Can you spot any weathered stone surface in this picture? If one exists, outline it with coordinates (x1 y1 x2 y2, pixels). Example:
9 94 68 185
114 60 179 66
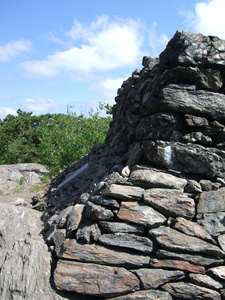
189 273 223 290
149 226 225 257
149 258 205 274
156 249 224 267
99 221 145 234
197 188 225 213
185 114 209 127
218 234 225 252
184 179 202 193
207 266 225 280
132 268 185 289
89 195 120 209
76 220 101 243
173 217 215 243
0 204 62 300
160 30 225 69
182 131 212 146
135 113 183 141
99 233 153 253
108 289 172 300
197 212 225 236
52 206 73 228
59 239 149 267
117 201 166 227
54 260 140 297
103 184 144 201
159 85 225 122
85 201 114 221
129 168 187 190
162 282 221 300
143 140 225 178
66 203 85 235
144 188 195 218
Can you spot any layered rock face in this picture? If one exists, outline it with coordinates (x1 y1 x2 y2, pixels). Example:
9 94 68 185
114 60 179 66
46 31 225 299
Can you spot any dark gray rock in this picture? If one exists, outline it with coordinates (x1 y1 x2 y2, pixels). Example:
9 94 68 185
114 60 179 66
129 168 187 190
103 184 144 201
160 30 225 69
156 249 224 267
197 188 225 213
197 212 225 237
132 268 184 289
149 226 225 257
189 273 223 290
54 260 140 297
159 86 225 122
99 233 153 253
117 201 166 227
108 289 172 300
144 188 195 218
143 140 225 178
85 201 114 221
59 239 149 267
162 282 221 300
99 221 145 234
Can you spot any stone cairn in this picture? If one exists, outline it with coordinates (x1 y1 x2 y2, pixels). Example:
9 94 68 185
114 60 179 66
44 31 225 299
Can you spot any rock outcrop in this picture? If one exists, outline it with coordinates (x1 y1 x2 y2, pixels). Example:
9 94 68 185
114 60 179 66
39 31 225 299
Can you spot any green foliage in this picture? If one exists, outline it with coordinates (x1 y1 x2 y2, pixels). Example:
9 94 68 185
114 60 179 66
0 104 112 174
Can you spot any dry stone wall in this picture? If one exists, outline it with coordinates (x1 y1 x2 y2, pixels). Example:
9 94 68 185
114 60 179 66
45 31 225 299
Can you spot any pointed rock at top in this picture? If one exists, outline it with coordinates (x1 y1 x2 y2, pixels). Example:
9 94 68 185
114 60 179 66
160 30 225 69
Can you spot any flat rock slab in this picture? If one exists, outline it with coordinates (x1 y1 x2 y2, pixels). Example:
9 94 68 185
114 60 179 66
132 268 184 289
117 201 166 227
129 169 187 190
108 289 172 299
160 30 225 69
54 260 140 297
85 202 114 221
156 249 224 267
173 217 215 243
59 239 149 267
159 86 225 122
99 221 145 234
162 282 221 300
189 273 223 290
143 140 225 178
149 226 225 257
207 266 225 280
197 212 225 236
149 259 204 274
99 233 153 253
103 184 144 201
197 188 225 213
144 188 195 218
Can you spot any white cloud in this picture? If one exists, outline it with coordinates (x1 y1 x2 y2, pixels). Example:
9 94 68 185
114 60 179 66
148 22 169 57
0 39 32 62
22 97 59 112
182 0 225 39
91 76 126 98
0 107 17 120
19 16 144 79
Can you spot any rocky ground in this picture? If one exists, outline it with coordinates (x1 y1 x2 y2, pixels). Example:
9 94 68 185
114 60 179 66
0 164 87 300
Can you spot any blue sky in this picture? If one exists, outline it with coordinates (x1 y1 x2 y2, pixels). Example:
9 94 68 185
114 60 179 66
0 0 225 119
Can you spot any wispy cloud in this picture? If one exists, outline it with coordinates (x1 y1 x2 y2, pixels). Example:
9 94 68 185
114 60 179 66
148 22 169 57
19 16 144 79
0 107 17 120
91 76 126 98
0 39 32 62
21 97 59 112
181 0 225 39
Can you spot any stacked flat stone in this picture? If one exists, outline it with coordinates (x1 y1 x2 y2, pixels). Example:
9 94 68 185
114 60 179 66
45 31 225 299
